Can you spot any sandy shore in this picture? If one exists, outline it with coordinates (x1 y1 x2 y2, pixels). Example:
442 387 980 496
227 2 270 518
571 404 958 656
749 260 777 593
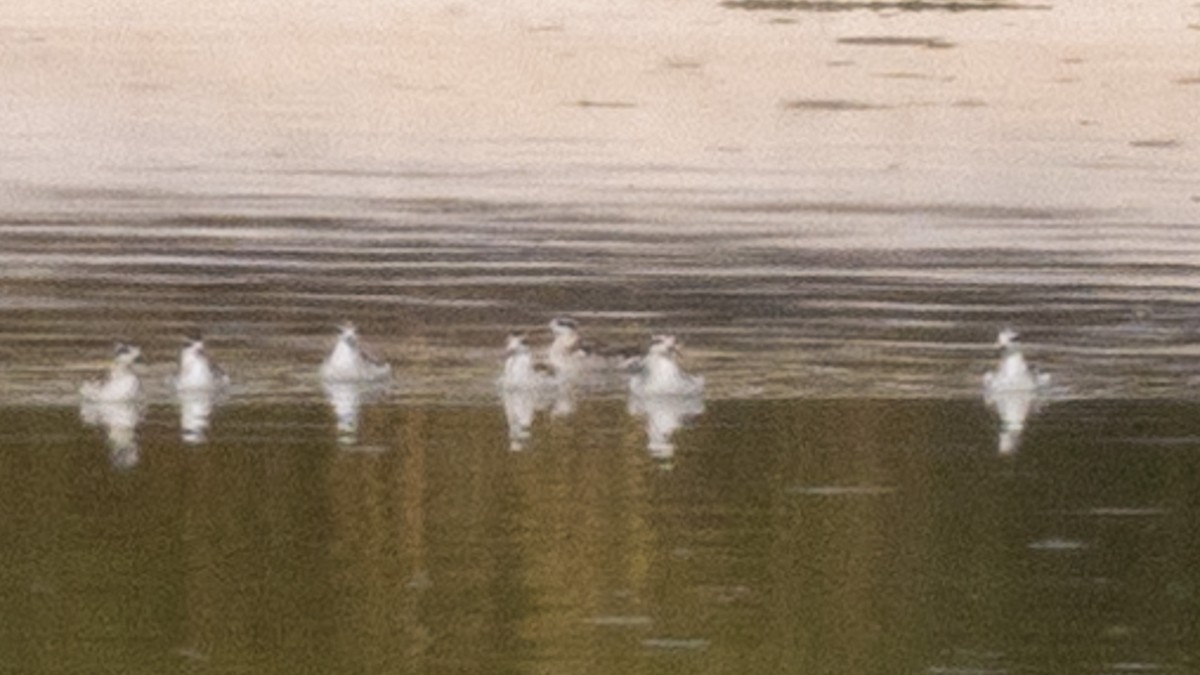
2 0 1197 220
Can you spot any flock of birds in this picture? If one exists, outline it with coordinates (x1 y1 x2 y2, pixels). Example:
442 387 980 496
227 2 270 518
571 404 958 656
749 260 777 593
75 316 1048 466
75 317 712 464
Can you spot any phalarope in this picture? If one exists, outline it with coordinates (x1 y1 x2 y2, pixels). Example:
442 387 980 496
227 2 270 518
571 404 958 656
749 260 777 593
498 332 560 449
320 322 392 383
80 342 143 403
547 316 639 381
500 333 554 390
983 328 1049 394
547 317 591 378
174 335 230 393
629 334 705 397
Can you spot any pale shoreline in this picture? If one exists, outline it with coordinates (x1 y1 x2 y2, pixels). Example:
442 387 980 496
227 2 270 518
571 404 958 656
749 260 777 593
3 0 1198 220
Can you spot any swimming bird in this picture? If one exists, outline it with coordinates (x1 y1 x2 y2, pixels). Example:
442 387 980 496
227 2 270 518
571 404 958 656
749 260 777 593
629 335 705 397
80 343 143 403
499 332 569 448
546 316 640 381
500 333 554 391
547 317 593 379
320 322 391 383
982 328 1049 394
174 335 230 393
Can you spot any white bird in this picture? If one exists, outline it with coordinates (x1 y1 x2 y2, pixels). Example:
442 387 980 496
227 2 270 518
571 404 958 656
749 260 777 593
982 328 1049 394
320 322 391 383
500 333 554 390
497 333 560 449
629 335 705 397
80 343 143 403
547 317 593 379
546 316 639 383
174 336 230 393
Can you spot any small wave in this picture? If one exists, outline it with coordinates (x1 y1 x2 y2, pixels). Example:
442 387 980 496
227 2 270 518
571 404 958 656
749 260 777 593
584 615 653 627
642 638 709 651
1027 538 1087 551
788 485 896 496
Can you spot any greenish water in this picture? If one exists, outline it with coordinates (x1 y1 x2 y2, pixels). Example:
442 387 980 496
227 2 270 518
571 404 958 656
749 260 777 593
1 397 1196 673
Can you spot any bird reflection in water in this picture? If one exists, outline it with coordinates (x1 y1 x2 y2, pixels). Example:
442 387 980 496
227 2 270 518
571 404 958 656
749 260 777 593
501 386 543 451
178 390 221 445
628 392 705 466
81 400 144 470
985 388 1040 455
323 381 388 449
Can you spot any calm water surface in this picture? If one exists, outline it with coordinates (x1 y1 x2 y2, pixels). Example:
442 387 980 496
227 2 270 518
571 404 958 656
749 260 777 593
1 398 1199 673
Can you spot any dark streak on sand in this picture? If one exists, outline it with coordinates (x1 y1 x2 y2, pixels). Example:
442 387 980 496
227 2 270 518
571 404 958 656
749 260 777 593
723 0 1047 12
574 100 638 109
874 71 937 80
1129 139 1182 150
838 35 957 49
707 199 1085 220
782 99 888 111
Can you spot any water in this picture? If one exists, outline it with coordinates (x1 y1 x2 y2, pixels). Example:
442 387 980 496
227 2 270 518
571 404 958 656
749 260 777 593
2 398 1199 673
4 0 1200 671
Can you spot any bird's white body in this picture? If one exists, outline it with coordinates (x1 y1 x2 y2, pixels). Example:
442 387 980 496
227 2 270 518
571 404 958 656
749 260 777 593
546 317 630 383
175 341 229 393
630 336 705 397
501 335 553 391
983 329 1049 394
80 346 143 403
321 325 391 383
547 320 590 379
